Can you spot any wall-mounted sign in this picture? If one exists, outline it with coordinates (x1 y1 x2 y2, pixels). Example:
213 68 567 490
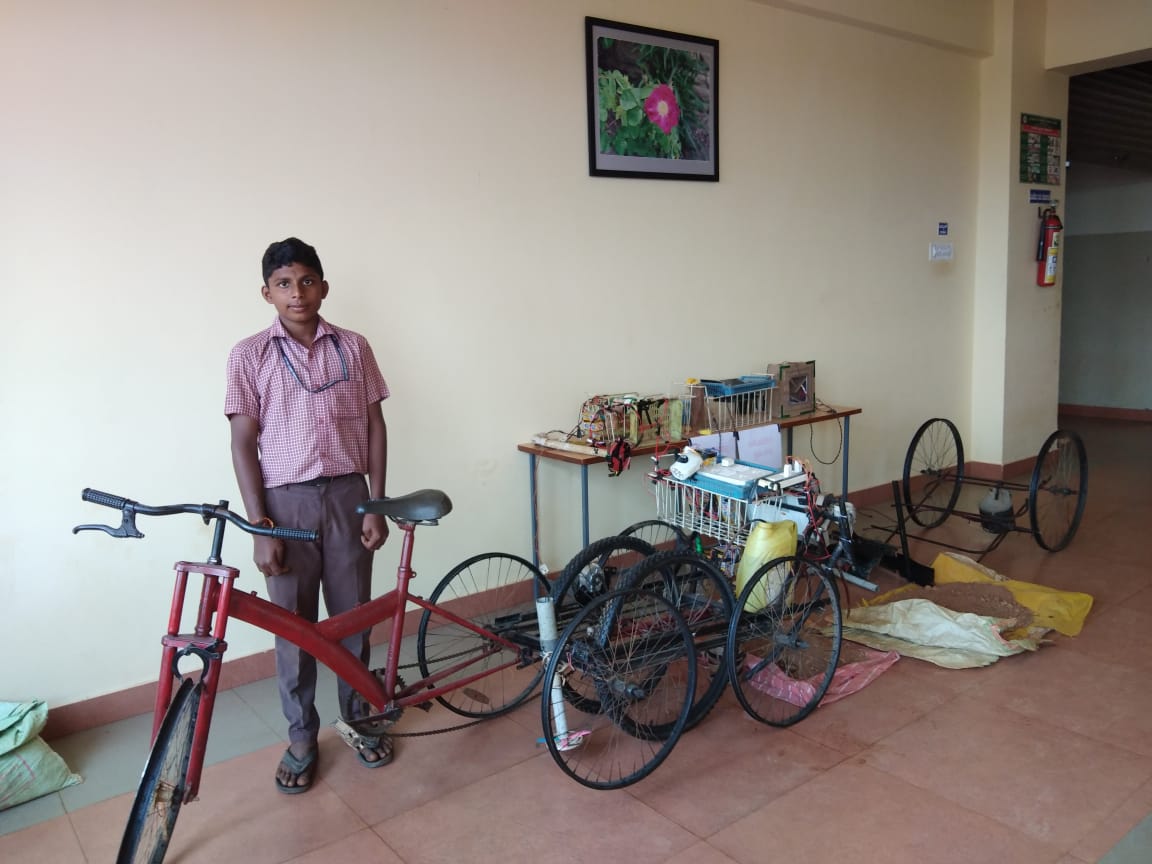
1029 189 1052 204
1020 114 1062 185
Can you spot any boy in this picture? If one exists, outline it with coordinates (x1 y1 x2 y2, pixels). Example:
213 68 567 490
224 237 391 794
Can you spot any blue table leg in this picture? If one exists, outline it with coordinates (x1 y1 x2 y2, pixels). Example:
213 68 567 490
580 464 590 549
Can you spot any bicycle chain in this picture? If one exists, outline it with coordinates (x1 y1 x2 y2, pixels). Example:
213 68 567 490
364 655 516 738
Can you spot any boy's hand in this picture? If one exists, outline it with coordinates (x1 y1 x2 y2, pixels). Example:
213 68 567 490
361 513 389 551
254 535 289 577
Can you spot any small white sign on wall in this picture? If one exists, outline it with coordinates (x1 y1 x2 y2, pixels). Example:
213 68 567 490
930 242 954 261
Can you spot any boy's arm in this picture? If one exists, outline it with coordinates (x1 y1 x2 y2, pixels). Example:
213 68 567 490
361 402 389 550
229 414 288 576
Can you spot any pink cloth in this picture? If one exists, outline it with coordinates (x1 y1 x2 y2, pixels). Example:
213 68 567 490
745 645 900 707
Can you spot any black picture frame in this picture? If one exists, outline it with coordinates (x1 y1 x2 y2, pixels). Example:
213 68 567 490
585 17 719 181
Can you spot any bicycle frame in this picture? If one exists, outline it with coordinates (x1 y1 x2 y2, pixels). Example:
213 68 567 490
154 520 528 801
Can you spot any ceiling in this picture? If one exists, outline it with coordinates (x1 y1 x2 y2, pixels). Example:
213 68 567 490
1067 60 1152 177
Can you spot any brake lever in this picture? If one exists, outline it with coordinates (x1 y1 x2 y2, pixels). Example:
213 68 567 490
72 508 145 538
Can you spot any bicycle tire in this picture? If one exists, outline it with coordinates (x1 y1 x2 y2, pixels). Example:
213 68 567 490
619 519 692 553
416 552 551 718
541 586 694 790
117 677 200 864
727 555 842 727
551 535 658 713
902 417 964 529
1029 429 1088 552
552 535 657 620
620 550 735 732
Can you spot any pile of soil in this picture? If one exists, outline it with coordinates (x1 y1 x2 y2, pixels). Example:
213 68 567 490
878 582 1034 631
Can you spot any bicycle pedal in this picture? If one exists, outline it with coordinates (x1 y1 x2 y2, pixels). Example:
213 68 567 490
333 718 364 749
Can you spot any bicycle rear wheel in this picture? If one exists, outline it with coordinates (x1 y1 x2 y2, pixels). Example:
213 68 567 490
117 677 199 864
620 550 735 732
417 552 551 718
541 586 694 790
727 555 841 727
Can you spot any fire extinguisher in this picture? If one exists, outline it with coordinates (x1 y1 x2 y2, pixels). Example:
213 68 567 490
1035 207 1063 287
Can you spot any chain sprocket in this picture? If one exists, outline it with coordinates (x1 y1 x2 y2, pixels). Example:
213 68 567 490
343 669 405 736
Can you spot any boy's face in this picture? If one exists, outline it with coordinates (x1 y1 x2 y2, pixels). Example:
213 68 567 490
262 263 329 326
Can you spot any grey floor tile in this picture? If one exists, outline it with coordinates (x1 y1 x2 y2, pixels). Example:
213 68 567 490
1101 813 1152 864
0 791 65 836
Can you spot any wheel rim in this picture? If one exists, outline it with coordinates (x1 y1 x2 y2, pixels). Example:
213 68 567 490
620 519 689 552
541 587 695 790
118 678 198 864
621 551 734 731
1029 430 1088 552
727 556 842 727
903 418 964 529
417 553 550 718
552 536 659 714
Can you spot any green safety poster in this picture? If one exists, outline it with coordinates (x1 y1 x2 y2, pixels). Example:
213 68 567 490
1020 114 1062 185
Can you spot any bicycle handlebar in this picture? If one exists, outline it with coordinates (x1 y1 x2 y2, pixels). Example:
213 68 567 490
74 488 319 543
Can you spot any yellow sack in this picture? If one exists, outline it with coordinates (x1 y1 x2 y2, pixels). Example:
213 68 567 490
929 552 1093 636
736 520 798 611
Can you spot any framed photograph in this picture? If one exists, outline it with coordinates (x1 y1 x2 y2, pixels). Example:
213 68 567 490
585 17 718 181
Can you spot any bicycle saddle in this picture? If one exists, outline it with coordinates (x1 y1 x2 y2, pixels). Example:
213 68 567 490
357 489 453 523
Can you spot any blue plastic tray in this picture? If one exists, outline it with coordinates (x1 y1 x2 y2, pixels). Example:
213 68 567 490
701 375 776 397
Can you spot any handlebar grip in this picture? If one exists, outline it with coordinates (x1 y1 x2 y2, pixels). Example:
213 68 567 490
273 527 319 542
82 488 131 510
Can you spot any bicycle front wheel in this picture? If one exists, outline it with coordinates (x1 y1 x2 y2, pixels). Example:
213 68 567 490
541 586 695 790
727 555 841 727
417 552 551 718
117 677 200 864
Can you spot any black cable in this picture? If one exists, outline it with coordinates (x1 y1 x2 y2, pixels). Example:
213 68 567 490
808 400 843 466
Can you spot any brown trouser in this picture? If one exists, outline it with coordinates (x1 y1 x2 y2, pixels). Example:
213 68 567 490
264 473 373 747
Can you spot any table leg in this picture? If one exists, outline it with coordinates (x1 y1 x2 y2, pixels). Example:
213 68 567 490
842 416 851 498
580 464 590 549
528 453 539 567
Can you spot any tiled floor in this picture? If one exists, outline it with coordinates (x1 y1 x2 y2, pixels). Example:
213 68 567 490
3 415 1151 863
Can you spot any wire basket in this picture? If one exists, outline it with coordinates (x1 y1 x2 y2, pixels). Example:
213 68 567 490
687 377 775 434
655 475 754 547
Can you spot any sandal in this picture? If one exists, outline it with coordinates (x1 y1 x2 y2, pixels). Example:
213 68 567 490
274 746 317 794
355 734 394 769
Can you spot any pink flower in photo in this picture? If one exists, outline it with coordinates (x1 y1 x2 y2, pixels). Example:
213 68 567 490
644 84 680 134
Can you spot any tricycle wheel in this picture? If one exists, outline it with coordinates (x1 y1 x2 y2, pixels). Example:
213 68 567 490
1029 429 1088 552
902 418 964 528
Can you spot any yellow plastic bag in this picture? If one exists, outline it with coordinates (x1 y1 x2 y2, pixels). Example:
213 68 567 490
930 552 1093 637
736 520 798 611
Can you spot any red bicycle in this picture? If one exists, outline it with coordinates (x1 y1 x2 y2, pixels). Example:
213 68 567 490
75 486 697 863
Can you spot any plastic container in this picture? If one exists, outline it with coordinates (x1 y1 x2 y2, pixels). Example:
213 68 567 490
735 520 798 611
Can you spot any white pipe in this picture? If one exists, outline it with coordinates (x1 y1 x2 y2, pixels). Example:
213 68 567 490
535 597 573 745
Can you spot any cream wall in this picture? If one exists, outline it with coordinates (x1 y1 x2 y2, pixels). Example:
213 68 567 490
0 0 1022 709
1046 0 1152 71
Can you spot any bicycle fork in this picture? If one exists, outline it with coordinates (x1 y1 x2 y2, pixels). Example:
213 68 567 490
152 561 238 802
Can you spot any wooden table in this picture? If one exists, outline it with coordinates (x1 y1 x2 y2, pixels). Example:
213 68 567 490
518 404 861 567
516 440 683 566
775 404 862 497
